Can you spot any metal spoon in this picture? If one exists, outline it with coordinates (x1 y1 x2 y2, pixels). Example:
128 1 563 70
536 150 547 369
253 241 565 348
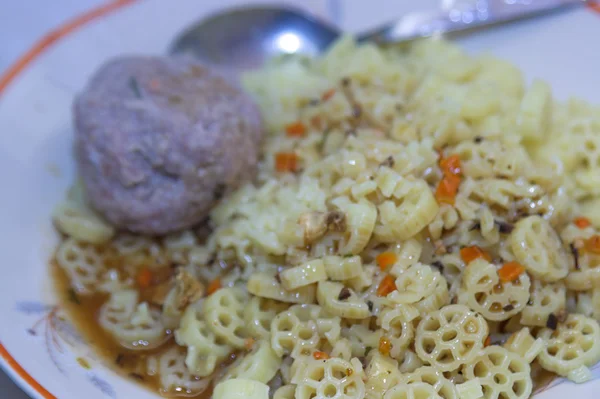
170 0 586 70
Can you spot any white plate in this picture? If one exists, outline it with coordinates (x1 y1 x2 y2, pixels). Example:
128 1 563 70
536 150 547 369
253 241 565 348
0 0 599 398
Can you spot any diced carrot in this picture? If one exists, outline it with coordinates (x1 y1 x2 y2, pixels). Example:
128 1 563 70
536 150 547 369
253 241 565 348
435 174 461 205
285 121 307 137
321 88 336 102
584 235 600 255
377 274 397 297
313 351 330 360
275 152 298 172
376 252 397 271
136 268 153 289
574 217 591 229
484 336 491 347
460 246 492 264
498 261 526 283
244 337 255 350
207 278 222 295
440 154 462 177
379 336 392 356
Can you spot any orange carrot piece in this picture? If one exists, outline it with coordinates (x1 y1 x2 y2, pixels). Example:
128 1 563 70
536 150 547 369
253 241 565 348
584 235 600 255
440 154 462 176
285 121 307 137
321 88 336 102
377 275 397 297
313 351 330 360
379 336 392 356
460 246 492 264
376 252 398 271
207 278 222 295
574 217 591 229
275 152 298 172
136 268 153 289
435 174 461 205
498 261 526 283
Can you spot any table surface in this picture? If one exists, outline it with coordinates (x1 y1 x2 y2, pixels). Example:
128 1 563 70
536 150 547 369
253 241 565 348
0 0 442 397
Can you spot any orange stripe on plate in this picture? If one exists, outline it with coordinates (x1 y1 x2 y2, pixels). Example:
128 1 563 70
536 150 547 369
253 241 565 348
0 343 56 399
0 2 138 397
0 0 138 95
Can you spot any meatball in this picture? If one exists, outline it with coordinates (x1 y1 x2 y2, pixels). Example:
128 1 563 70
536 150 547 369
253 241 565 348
74 56 264 235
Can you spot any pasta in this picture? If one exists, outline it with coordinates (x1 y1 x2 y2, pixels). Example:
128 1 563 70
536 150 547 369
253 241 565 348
51 35 600 398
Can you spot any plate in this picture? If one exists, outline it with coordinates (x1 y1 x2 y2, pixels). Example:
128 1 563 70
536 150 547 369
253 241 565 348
0 1 599 398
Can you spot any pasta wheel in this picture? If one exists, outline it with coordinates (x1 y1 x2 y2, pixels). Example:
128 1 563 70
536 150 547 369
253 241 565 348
281 259 327 290
389 263 442 304
415 304 488 371
151 346 211 397
463 346 532 399
203 287 249 348
271 304 340 357
213 379 269 399
378 304 419 359
503 327 544 363
243 297 289 339
332 198 377 255
402 366 458 399
384 382 442 399
509 216 569 282
98 290 167 350
520 281 566 327
52 199 115 244
247 272 317 304
274 385 296 399
537 314 600 378
174 301 230 377
390 180 439 241
413 275 450 316
365 352 402 398
224 340 281 383
323 255 363 280
317 281 370 319
294 358 365 399
55 238 105 294
458 259 530 321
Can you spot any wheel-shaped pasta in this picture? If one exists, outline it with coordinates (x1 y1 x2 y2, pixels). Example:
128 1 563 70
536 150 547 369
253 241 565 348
332 198 377 255
203 287 249 348
224 340 281 383
415 305 488 371
281 259 327 290
503 327 544 363
389 180 439 241
151 346 211 397
509 216 569 282
98 290 167 350
323 255 363 281
365 352 402 399
383 382 442 399
294 358 365 399
520 281 565 327
402 366 458 399
213 379 270 399
55 238 105 294
537 314 600 378
463 346 532 399
377 304 419 360
458 259 530 321
174 301 231 377
248 272 317 304
389 263 442 304
317 281 370 319
413 275 450 316
243 297 289 339
271 304 340 357
52 199 115 244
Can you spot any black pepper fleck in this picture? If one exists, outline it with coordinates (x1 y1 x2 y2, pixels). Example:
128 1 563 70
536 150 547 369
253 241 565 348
503 304 514 311
546 313 558 330
338 287 352 301
570 243 580 270
495 220 514 234
474 136 484 143
367 300 374 312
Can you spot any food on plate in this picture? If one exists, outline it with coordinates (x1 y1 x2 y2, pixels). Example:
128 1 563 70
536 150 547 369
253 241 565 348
73 56 264 235
52 36 600 398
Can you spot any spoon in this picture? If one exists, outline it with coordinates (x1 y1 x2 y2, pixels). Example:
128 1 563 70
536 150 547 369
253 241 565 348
170 0 586 70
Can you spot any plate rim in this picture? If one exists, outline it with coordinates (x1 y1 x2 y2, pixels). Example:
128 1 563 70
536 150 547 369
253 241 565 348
0 2 140 397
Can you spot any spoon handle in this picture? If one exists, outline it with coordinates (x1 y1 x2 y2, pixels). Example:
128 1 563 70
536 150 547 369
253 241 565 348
360 0 587 44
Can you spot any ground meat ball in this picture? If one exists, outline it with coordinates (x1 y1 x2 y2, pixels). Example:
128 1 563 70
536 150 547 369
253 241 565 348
74 56 264 235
